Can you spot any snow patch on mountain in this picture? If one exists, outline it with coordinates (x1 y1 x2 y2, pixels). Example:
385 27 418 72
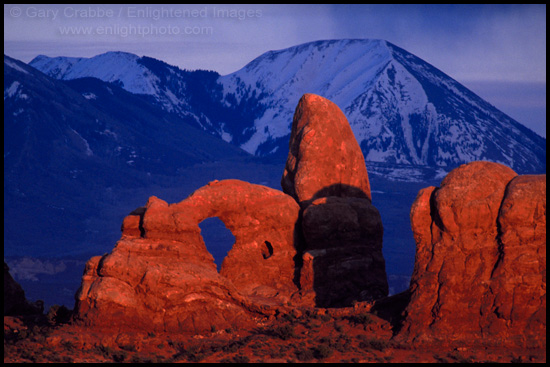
4 81 21 99
82 92 97 100
219 123 233 143
4 81 29 101
70 128 94 157
30 52 160 95
29 54 82 79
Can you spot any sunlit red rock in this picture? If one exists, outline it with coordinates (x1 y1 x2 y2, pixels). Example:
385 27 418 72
400 161 546 347
486 174 546 346
281 93 372 204
75 94 389 330
74 179 300 333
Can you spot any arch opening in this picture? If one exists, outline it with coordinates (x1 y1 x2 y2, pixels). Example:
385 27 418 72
198 217 235 271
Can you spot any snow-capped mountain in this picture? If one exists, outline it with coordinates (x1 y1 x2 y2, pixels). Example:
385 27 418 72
30 39 546 175
218 39 546 173
5 54 248 177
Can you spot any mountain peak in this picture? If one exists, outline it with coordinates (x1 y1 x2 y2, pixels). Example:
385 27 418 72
218 39 545 173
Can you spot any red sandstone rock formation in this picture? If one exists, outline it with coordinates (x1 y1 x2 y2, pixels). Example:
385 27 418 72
281 93 372 204
282 94 387 307
75 180 300 333
400 161 546 347
487 174 546 346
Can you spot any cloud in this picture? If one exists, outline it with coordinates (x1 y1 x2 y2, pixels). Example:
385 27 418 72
6 258 67 281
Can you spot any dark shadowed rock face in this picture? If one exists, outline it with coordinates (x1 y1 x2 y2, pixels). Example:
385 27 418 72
4 262 43 316
75 179 300 333
299 195 387 307
282 94 387 307
400 161 546 347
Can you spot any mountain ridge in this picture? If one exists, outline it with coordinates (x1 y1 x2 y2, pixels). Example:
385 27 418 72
28 39 546 175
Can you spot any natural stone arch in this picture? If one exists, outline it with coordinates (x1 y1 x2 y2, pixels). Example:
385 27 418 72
173 179 301 298
76 179 301 333
74 94 389 333
140 179 301 298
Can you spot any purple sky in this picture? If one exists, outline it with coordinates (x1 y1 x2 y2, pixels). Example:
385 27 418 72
4 4 546 137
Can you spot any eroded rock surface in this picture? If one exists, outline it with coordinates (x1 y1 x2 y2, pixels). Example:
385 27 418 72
75 180 300 333
400 161 546 347
281 93 372 204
